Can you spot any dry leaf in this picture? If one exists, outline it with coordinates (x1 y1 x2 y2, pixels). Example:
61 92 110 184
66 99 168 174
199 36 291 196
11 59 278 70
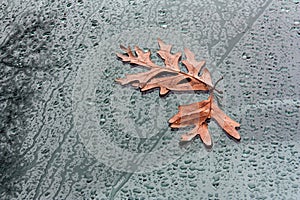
116 39 241 147
116 38 213 95
169 94 240 147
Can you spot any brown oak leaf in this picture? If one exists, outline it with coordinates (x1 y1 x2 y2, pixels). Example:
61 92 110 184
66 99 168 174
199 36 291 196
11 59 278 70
116 39 241 147
116 38 213 95
169 93 240 147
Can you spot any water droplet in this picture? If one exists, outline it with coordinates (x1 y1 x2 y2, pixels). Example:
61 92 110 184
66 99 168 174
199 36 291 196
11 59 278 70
161 181 169 187
242 150 250 158
184 159 192 165
280 7 290 13
100 114 106 125
212 175 220 182
132 188 141 194
248 183 256 189
158 21 168 28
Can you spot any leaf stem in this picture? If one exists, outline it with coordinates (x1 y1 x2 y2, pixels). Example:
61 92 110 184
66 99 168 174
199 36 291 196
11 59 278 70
211 76 224 94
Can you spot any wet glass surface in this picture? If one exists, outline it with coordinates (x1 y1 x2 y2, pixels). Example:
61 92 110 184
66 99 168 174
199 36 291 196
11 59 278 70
0 0 299 199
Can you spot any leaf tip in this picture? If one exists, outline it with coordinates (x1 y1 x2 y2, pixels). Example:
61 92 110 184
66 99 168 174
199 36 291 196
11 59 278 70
115 78 122 84
183 47 193 57
181 134 194 142
159 87 169 96
157 38 164 47
203 139 212 147
116 53 123 59
120 45 127 51
226 127 241 141
233 131 241 141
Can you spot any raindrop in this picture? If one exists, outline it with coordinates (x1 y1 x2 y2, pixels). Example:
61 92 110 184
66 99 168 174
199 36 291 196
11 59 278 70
160 23 168 28
242 150 250 158
86 98 94 106
184 159 192 165
248 183 256 189
100 114 106 125
130 96 136 105
280 7 290 13
161 181 169 187
132 188 141 194
212 175 220 182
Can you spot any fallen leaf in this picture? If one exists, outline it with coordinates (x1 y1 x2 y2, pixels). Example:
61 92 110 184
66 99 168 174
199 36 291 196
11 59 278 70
169 94 240 147
116 38 213 95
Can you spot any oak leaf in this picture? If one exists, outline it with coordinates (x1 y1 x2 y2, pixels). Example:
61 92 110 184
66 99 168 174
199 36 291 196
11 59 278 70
116 38 213 95
116 39 241 147
169 93 240 147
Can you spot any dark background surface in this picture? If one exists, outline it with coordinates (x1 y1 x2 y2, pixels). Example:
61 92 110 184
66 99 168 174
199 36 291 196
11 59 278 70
0 0 299 199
